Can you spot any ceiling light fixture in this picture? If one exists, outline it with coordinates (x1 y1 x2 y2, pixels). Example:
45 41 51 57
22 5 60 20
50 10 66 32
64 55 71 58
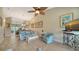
35 10 39 14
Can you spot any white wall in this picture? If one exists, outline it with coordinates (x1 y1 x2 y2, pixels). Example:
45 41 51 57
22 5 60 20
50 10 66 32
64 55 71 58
31 7 79 43
0 7 3 16
0 7 4 44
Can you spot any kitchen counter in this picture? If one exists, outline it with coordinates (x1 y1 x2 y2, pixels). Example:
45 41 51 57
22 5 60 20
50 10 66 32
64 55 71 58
63 31 79 50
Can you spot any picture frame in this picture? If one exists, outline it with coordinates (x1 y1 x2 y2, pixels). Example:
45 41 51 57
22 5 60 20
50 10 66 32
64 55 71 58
60 13 73 28
31 23 34 28
31 21 43 28
39 21 43 28
35 22 38 28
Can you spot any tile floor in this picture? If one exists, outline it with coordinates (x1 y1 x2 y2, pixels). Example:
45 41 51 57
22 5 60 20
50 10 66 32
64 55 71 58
0 33 74 51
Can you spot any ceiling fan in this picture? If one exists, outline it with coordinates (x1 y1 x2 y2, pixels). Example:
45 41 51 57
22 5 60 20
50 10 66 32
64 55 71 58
28 7 48 16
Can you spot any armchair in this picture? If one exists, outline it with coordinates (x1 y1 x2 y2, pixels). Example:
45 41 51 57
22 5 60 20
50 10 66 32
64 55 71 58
42 33 54 44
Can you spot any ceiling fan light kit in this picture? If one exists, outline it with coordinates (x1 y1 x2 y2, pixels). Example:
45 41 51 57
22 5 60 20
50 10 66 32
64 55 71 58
35 10 40 14
28 7 48 16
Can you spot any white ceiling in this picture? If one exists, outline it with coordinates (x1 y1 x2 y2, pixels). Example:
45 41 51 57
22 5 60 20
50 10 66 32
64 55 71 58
3 7 34 21
2 7 52 24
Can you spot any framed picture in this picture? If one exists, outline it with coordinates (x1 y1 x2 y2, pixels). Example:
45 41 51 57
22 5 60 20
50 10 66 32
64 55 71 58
35 22 38 28
35 21 43 28
60 13 73 27
31 23 34 28
31 21 43 28
39 21 43 28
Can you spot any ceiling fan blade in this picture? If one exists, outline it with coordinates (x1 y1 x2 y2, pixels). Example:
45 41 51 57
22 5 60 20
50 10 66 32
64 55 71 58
33 7 39 10
40 7 48 10
28 10 35 13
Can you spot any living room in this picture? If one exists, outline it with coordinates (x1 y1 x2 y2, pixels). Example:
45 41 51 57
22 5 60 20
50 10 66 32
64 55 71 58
0 7 79 51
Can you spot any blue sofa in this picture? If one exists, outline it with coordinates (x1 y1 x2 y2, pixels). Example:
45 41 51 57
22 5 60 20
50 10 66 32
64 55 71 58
19 30 27 40
19 30 37 40
42 33 54 44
